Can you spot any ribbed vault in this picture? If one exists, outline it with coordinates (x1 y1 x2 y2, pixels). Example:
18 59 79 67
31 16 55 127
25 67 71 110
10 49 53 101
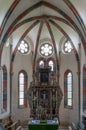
0 0 86 62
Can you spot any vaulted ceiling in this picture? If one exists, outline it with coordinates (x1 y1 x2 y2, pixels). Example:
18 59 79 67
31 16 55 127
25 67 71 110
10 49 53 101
0 0 86 58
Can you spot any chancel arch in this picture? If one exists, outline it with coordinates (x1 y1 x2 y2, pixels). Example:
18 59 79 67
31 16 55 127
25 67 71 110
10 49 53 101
0 0 86 129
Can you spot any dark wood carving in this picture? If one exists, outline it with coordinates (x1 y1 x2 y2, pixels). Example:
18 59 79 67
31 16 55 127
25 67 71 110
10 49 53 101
27 67 63 120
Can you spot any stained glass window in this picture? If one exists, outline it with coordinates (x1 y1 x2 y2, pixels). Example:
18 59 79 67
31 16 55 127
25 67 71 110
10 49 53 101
64 70 73 108
40 43 53 57
63 41 72 53
18 40 29 54
18 71 28 107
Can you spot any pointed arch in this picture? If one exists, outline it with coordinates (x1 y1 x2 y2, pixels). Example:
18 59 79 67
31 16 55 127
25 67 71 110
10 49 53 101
18 70 28 107
47 58 55 72
64 69 73 108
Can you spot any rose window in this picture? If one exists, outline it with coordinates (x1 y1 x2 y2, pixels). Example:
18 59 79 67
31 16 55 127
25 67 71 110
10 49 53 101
40 43 53 57
64 41 72 53
18 40 29 54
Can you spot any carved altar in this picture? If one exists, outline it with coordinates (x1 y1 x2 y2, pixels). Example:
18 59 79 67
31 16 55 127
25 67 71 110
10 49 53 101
28 67 63 120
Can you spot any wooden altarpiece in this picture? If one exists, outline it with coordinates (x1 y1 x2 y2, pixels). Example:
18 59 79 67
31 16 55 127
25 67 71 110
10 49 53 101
28 67 63 120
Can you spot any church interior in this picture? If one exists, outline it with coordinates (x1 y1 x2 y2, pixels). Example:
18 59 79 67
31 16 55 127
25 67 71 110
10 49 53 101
0 0 86 130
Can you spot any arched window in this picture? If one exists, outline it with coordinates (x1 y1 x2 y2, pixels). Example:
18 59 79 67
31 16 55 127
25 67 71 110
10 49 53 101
18 71 28 107
39 60 44 68
83 65 86 110
64 70 73 108
2 66 7 111
48 60 54 71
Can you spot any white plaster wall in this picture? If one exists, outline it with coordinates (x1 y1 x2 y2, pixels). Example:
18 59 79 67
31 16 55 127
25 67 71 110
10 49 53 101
12 51 33 121
59 52 79 125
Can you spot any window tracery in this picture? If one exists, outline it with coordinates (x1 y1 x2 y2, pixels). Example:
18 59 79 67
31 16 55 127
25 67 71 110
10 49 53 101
63 41 72 53
18 40 29 54
40 43 53 57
